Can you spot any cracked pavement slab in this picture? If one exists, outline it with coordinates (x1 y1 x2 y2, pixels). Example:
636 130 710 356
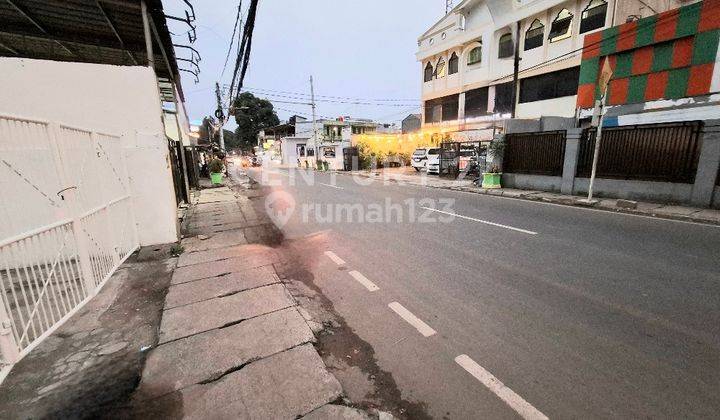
158 283 296 344
171 253 281 285
136 307 315 399
181 230 248 252
176 243 281 267
302 404 374 419
134 344 342 419
164 265 279 309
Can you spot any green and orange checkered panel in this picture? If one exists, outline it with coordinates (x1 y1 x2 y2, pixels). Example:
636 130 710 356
577 0 720 108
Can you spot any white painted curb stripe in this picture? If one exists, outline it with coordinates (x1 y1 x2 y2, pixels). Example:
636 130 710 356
320 182 344 189
455 355 548 420
348 270 380 292
421 207 538 235
324 251 346 265
388 302 436 337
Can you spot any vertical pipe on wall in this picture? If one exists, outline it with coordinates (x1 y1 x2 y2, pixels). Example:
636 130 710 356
511 22 521 118
140 0 154 69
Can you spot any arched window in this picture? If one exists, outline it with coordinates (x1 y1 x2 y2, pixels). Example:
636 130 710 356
467 45 482 65
435 57 447 78
549 9 573 42
524 19 545 51
448 53 459 74
580 0 608 33
424 62 434 82
498 33 514 59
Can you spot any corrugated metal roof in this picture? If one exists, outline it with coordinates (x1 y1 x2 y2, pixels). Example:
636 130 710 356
0 0 182 96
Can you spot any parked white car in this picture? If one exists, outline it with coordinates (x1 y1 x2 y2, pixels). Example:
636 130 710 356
426 148 441 175
411 148 429 171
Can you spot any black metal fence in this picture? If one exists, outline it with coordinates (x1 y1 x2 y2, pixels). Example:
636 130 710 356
167 138 188 205
439 141 491 179
439 142 460 179
184 146 200 189
343 147 359 171
577 121 703 183
503 131 566 176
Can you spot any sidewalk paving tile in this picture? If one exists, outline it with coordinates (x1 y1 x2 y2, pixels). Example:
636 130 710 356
635 202 666 212
239 202 259 220
652 205 703 217
164 266 279 309
186 214 247 229
172 254 280 285
190 202 240 214
195 188 237 205
187 220 269 235
177 244 279 267
690 209 720 223
152 344 342 419
181 231 248 252
502 188 537 198
302 404 373 420
158 284 295 344
137 308 314 399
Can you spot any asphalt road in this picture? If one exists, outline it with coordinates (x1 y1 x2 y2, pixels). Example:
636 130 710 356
243 165 720 419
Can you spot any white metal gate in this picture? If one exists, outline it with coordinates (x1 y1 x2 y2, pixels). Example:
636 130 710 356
0 114 139 365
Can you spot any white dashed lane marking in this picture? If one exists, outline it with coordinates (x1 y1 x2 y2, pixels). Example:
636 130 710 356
388 302 436 337
348 270 380 292
455 355 548 420
320 182 344 189
421 207 538 235
324 251 346 265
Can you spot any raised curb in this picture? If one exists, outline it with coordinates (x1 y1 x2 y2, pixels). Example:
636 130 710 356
336 171 720 227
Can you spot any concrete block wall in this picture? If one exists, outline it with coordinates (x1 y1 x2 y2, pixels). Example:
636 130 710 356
500 120 720 207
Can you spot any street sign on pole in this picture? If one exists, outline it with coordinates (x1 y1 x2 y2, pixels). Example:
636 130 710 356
583 58 613 204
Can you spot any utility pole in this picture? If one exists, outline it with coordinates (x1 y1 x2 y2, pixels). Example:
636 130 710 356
511 22 521 118
310 75 318 167
215 82 226 152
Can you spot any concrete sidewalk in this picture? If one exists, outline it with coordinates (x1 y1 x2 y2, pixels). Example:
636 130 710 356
124 179 378 419
0 246 176 419
346 168 720 226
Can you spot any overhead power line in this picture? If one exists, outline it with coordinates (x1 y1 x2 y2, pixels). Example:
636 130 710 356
254 94 421 107
230 84 421 103
220 1 243 79
227 0 260 108
272 106 333 120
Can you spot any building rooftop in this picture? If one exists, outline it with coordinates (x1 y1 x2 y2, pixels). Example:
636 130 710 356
0 0 183 99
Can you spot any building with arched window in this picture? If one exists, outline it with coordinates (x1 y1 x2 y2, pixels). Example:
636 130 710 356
416 0 695 137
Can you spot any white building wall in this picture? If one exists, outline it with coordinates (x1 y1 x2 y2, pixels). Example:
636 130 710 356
417 0 688 126
164 90 193 147
0 58 179 246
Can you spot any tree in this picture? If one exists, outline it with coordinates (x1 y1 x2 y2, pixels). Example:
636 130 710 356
232 92 279 151
199 116 216 143
223 129 241 150
198 117 241 150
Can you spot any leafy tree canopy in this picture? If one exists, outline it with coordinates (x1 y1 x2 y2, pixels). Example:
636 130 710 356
232 92 280 151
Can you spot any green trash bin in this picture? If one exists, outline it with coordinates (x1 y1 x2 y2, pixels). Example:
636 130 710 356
210 172 223 185
481 172 502 189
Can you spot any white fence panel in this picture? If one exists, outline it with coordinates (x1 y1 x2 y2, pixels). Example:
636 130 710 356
0 114 138 365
